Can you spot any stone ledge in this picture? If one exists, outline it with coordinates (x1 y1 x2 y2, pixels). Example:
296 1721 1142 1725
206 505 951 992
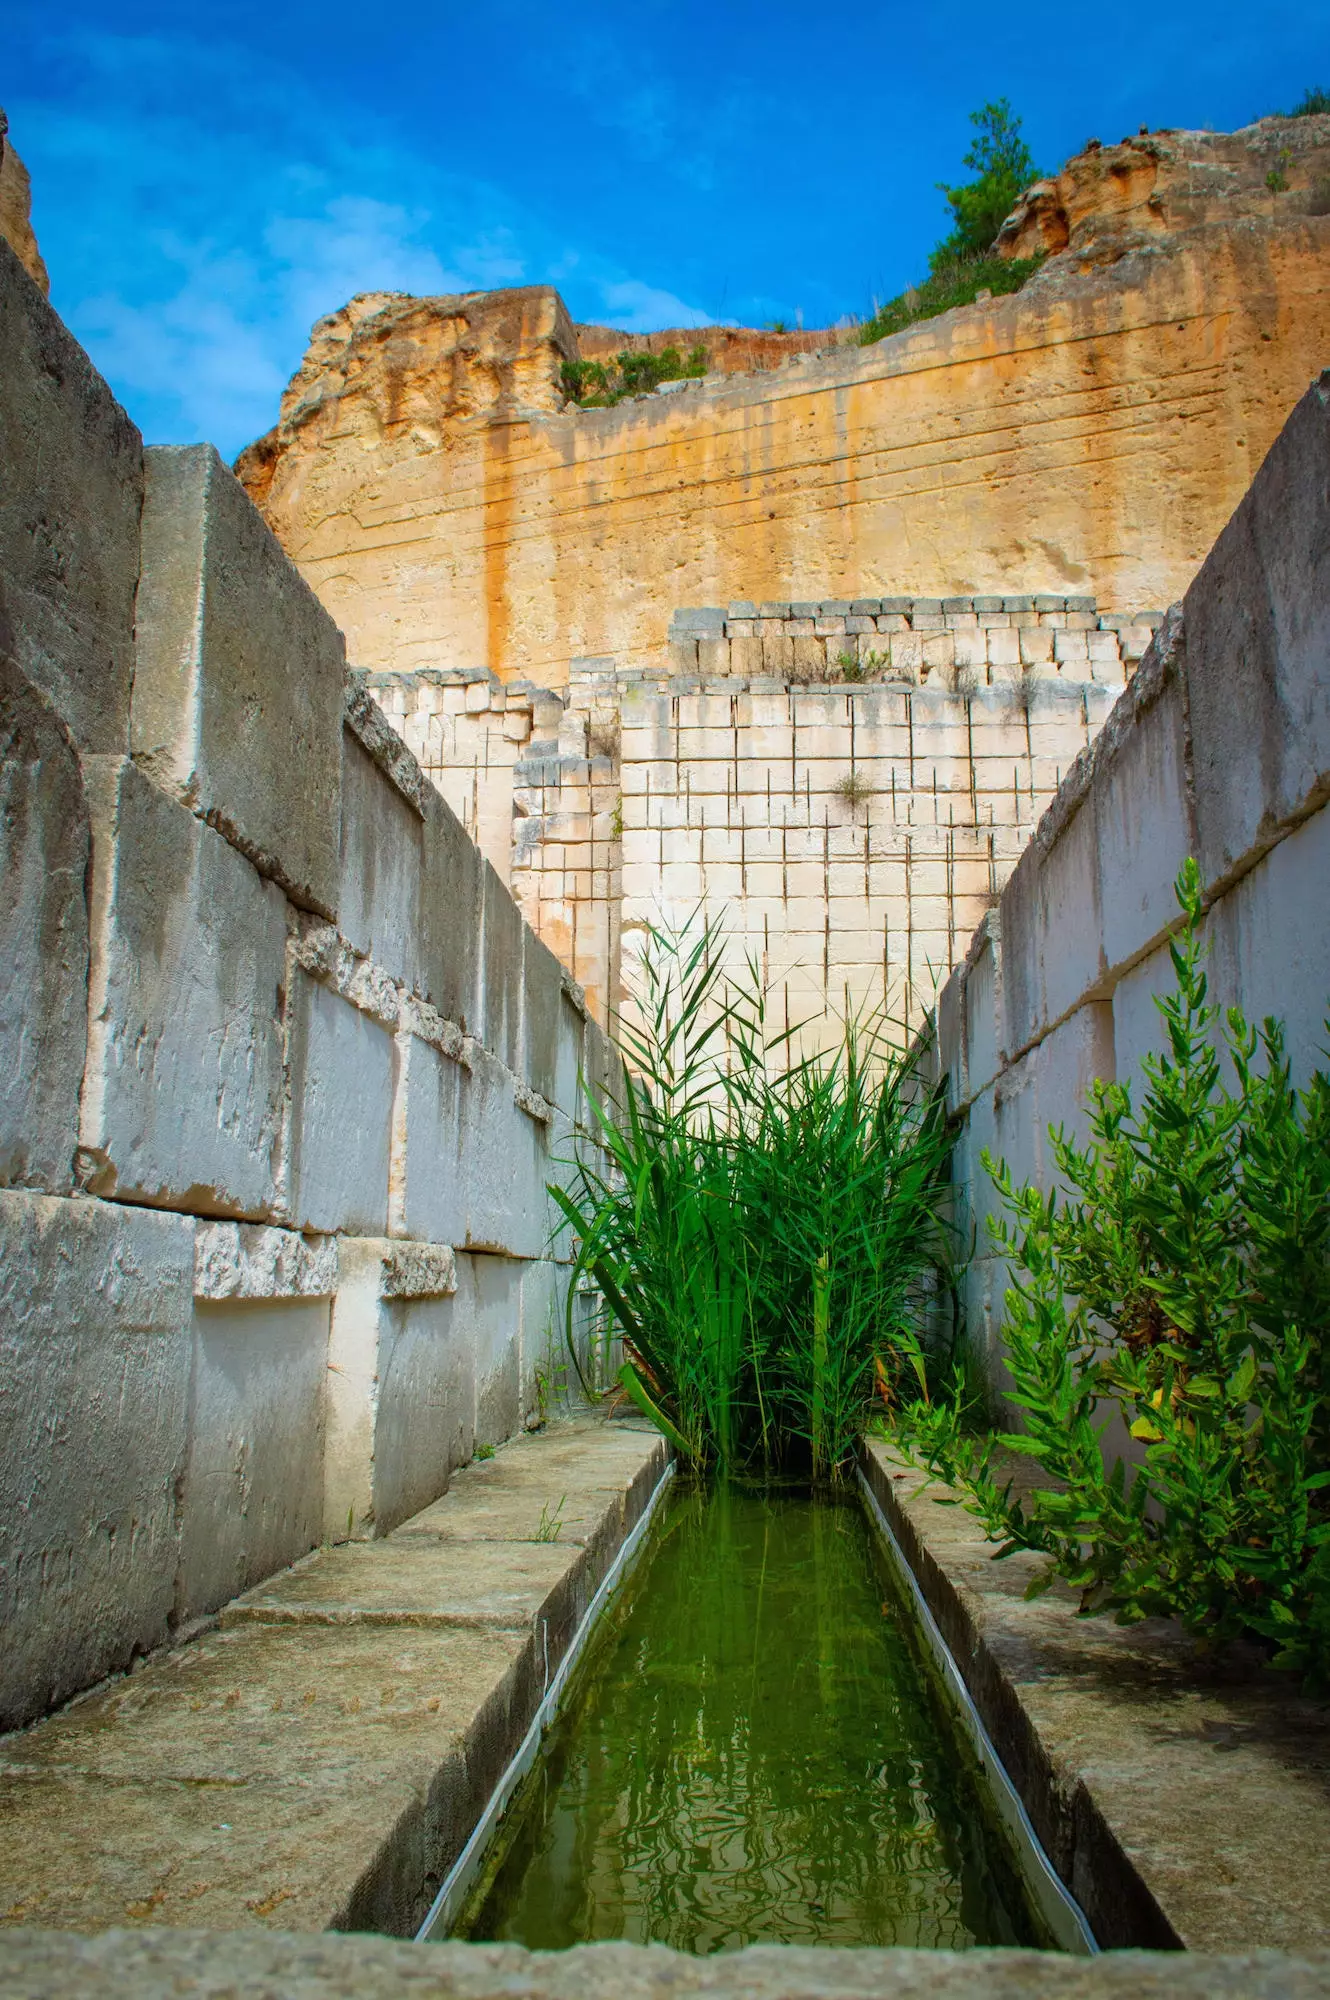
861 1442 1330 1955
0 1419 668 1939
1 1932 1329 1996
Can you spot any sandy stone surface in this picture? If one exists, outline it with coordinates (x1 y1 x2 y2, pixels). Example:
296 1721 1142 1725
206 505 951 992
0 1420 666 1938
2 1931 1330 1997
864 1444 1330 1954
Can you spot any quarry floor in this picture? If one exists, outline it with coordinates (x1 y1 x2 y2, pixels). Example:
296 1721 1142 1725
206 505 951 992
2 1424 1329 1994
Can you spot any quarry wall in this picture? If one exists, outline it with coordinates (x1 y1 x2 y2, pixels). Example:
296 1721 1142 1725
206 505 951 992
238 122 1330 700
367 594 1140 1036
0 238 613 1732
929 373 1330 1394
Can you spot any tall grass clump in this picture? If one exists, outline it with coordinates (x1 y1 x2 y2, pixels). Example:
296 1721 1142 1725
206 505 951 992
550 920 954 1481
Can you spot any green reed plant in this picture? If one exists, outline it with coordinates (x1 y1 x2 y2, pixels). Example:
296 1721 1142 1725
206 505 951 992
899 861 1330 1682
549 918 954 1479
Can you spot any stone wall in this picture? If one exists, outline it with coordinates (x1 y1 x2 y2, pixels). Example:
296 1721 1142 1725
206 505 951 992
928 374 1330 1395
368 594 1133 1040
0 240 612 1732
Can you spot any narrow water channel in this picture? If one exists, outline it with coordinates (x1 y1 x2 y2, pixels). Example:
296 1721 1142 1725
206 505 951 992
458 1481 1050 1951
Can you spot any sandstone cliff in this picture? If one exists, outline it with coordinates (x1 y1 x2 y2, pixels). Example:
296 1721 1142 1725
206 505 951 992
998 115 1330 266
0 111 50 296
236 117 1330 690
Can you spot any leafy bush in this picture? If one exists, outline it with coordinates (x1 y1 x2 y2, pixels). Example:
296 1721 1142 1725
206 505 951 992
561 342 708 408
551 919 953 1480
900 862 1330 1682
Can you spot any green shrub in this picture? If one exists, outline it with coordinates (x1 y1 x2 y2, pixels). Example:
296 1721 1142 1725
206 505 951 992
899 861 1330 1682
551 918 953 1479
561 342 708 408
859 254 1043 347
1284 87 1330 117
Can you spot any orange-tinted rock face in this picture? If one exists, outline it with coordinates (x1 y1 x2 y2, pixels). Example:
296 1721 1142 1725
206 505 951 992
998 115 1330 264
237 123 1330 692
573 321 837 374
0 111 50 296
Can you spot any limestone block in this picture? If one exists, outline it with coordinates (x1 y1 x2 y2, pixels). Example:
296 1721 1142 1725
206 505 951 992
761 633 795 673
325 1235 466 1541
696 638 730 676
79 757 288 1218
0 659 89 1191
177 1294 330 1619
0 238 142 754
0 1189 193 1729
1186 376 1330 887
1205 803 1330 1089
1019 627 1055 665
1093 649 1195 972
465 1252 524 1447
521 923 563 1102
1054 629 1090 664
285 967 394 1234
133 446 344 917
477 860 524 1069
337 730 427 996
1038 786 1104 1027
459 1045 549 1259
729 635 764 675
387 1029 465 1245
553 987 586 1119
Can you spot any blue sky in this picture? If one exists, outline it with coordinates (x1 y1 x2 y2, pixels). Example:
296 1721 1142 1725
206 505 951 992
7 1 1328 457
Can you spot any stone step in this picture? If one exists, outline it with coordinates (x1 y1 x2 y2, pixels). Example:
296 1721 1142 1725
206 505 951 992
0 1418 667 1939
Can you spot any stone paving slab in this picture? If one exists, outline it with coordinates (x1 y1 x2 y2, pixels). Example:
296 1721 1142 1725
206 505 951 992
2 1931 1330 1997
863 1442 1330 1955
0 1419 667 1939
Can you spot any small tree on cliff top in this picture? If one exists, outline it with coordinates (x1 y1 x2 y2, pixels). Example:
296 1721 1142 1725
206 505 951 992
934 99 1039 265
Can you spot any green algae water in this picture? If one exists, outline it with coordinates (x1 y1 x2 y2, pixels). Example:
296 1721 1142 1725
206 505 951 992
458 1482 1049 1951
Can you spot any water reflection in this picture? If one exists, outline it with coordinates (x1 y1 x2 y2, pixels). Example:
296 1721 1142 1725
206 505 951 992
461 1482 1044 1952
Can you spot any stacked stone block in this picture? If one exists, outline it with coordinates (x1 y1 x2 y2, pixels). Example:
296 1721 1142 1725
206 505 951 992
930 375 1330 1399
0 242 614 1731
667 596 1157 687
619 677 1118 1053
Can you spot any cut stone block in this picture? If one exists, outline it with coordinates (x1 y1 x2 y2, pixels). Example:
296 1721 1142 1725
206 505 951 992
388 1027 466 1246
0 238 142 753
133 445 345 917
418 785 481 1033
285 967 394 1234
0 1189 193 1730
1093 637 1196 972
477 859 524 1069
459 1044 550 1259
1186 374 1330 886
326 1237 467 1542
177 1295 331 1621
78 757 288 1218
467 1251 523 1449
338 728 427 996
0 658 88 1191
0 1620 535 1937
522 923 563 1102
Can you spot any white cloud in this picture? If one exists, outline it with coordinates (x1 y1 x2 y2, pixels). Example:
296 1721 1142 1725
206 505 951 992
10 18 721 453
590 277 713 331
